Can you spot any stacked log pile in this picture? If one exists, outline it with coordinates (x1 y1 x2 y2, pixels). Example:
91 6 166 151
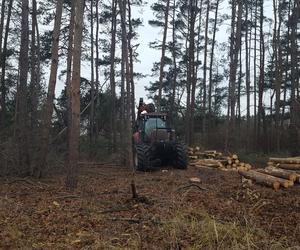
188 148 252 171
268 157 300 170
238 156 300 191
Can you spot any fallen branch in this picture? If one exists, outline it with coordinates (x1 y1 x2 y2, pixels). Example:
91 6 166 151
6 178 44 188
56 194 81 199
108 217 141 224
177 184 208 192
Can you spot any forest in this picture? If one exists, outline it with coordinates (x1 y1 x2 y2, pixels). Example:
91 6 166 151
0 0 300 248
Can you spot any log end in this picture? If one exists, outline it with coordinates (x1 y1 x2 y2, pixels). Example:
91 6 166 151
273 182 280 191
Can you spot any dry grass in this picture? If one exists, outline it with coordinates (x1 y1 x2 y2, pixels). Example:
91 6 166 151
159 206 291 250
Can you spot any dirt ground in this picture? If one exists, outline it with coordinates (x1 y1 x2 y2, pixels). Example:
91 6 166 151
0 164 300 249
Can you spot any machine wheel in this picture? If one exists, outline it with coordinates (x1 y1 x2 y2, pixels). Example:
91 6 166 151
133 144 150 171
173 143 188 169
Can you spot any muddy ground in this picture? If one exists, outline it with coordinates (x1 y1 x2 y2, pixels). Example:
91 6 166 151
0 164 299 249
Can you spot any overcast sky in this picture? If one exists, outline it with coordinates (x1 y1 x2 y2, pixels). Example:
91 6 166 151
53 0 273 113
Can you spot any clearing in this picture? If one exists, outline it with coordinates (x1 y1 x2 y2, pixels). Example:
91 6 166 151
0 164 299 249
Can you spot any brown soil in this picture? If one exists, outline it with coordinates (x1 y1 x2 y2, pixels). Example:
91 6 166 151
0 164 299 249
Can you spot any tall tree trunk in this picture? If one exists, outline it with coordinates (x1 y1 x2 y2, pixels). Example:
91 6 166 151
170 0 177 122
89 0 95 144
245 0 251 150
188 0 197 146
202 0 210 135
237 39 242 126
0 0 6 55
65 0 75 150
38 0 64 178
16 0 30 175
66 0 85 190
0 0 13 129
157 0 170 110
118 0 133 168
289 1 299 156
109 0 117 151
225 0 237 151
228 0 242 150
127 0 135 123
273 0 282 152
95 0 100 141
281 0 292 129
253 0 258 142
208 0 220 120
28 0 39 175
257 0 265 150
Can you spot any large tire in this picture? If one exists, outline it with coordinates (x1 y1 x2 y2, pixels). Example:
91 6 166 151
133 144 150 171
173 143 188 169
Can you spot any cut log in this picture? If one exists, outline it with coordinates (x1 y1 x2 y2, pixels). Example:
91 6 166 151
264 166 297 182
204 150 217 154
238 170 291 190
254 169 294 188
195 163 220 168
245 164 252 170
234 159 240 164
270 158 300 165
277 163 300 170
239 162 245 167
232 154 238 160
188 147 194 152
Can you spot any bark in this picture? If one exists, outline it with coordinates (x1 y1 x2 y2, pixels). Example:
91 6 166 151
227 0 242 149
118 0 133 168
270 157 300 165
95 0 100 141
169 0 177 121
276 164 300 170
281 0 291 129
0 0 6 54
253 0 258 140
127 0 135 123
89 0 95 144
257 0 265 149
16 0 30 175
66 0 85 190
245 0 251 149
264 166 297 182
208 0 220 118
289 2 299 156
239 170 282 190
157 0 170 110
38 0 64 177
273 0 283 152
0 0 13 128
28 0 40 175
109 0 117 151
65 0 75 152
188 0 197 145
202 0 210 134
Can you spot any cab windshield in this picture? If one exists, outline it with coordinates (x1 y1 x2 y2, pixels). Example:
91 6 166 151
144 118 166 136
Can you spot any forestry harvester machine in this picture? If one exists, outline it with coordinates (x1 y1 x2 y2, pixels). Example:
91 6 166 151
133 98 188 171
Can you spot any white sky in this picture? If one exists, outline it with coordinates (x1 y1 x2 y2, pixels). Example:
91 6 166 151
53 0 274 114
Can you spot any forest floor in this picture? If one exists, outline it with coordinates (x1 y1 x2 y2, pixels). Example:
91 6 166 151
0 163 300 249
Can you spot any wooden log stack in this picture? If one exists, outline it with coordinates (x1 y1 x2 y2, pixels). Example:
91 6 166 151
238 156 300 191
188 148 252 171
268 157 300 170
